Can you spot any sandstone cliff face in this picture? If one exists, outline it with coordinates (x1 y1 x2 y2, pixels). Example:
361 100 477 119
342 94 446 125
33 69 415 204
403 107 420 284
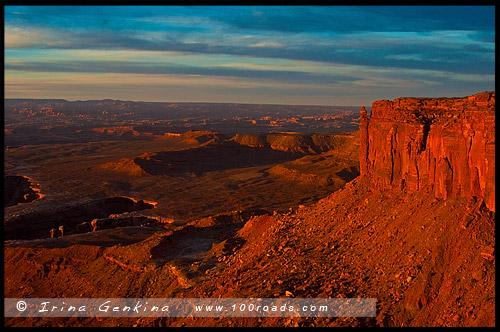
360 91 495 212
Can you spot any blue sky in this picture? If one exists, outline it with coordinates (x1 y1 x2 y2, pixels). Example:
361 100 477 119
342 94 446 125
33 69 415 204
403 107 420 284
4 6 495 105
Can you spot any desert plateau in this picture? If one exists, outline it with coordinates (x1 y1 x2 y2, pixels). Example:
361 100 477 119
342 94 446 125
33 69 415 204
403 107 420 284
4 92 495 327
4 5 495 328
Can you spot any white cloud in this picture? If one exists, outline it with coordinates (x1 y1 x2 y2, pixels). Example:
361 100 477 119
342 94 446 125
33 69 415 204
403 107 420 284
249 41 286 48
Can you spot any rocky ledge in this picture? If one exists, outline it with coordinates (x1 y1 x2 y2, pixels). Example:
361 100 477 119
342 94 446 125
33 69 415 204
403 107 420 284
4 196 157 240
4 175 44 207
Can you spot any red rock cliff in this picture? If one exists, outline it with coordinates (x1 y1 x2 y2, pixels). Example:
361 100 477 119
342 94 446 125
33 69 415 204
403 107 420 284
360 91 495 212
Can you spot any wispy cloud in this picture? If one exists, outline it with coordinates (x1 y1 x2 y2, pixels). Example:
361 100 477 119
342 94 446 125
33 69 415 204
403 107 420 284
4 59 362 86
4 5 495 105
249 42 286 48
5 23 493 75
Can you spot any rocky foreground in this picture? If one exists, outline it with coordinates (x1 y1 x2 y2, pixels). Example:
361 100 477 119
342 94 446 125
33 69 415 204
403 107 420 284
4 92 495 327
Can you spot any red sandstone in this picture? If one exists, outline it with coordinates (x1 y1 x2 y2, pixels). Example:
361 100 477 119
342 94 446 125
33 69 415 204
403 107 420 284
360 92 495 211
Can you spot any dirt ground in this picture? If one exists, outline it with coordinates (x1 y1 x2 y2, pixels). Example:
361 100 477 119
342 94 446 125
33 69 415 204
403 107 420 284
4 177 494 327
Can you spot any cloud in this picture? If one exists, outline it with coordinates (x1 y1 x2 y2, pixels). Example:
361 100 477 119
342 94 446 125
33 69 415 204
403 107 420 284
249 42 286 48
4 6 495 104
6 28 495 74
7 6 494 34
4 70 359 105
208 6 495 34
4 59 361 87
5 22 494 76
4 26 61 48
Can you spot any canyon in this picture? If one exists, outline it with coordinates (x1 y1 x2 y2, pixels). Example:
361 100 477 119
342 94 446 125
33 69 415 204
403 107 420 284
4 99 359 147
4 92 495 327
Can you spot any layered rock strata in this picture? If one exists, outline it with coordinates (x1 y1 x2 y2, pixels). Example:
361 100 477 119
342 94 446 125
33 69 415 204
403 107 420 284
4 196 157 240
232 132 355 154
360 91 495 211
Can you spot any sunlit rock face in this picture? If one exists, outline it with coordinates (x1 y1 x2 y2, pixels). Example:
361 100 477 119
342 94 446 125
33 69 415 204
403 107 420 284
360 91 495 212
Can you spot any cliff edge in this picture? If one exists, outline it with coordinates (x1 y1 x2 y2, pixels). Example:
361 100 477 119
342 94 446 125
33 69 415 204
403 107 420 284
360 91 495 211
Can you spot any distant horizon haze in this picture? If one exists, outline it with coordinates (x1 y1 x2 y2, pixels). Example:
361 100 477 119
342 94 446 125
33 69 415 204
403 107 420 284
5 97 368 108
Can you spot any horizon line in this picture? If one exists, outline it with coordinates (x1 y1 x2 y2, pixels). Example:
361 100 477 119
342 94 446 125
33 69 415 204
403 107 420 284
6 91 493 108
4 97 367 108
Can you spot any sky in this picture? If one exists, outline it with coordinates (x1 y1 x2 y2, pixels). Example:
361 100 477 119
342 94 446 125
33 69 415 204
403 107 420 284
4 5 495 106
